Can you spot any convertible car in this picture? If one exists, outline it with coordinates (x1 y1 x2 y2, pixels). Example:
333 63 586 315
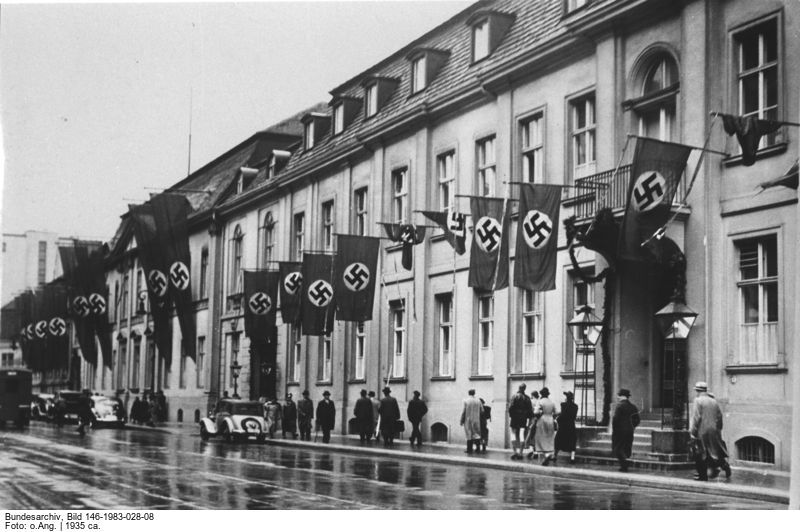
199 399 267 443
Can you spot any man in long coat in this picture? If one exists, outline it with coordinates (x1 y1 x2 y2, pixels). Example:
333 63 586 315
297 390 314 441
378 387 400 446
354 389 374 442
460 389 483 454
407 390 428 446
690 381 732 480
282 393 298 439
316 391 336 443
508 384 533 459
611 388 640 472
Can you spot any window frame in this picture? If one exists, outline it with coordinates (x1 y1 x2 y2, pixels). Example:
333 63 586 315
411 55 427 93
391 167 408 224
293 212 305 262
474 292 494 377
321 200 335 252
390 300 406 379
472 18 490 62
196 336 206 388
229 224 244 295
365 83 378 118
332 102 345 135
353 321 366 381
565 270 597 374
476 135 496 196
520 288 544 375
199 247 209 299
354 187 368 236
304 121 315 150
520 111 544 184
259 212 276 269
318 333 332 383
434 293 454 378
288 326 302 384
436 151 456 211
568 92 597 182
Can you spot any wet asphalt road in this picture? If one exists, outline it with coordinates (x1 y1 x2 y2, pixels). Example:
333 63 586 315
0 423 781 510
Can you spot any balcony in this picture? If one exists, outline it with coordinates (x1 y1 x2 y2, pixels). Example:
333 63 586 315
567 164 687 221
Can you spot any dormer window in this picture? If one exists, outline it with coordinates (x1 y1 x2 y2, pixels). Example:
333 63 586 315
267 150 291 179
466 10 516 64
365 83 378 117
361 76 400 119
412 56 427 93
235 175 244 194
407 48 450 95
333 103 344 135
235 166 257 195
566 0 589 13
304 121 315 149
301 112 331 149
329 95 362 134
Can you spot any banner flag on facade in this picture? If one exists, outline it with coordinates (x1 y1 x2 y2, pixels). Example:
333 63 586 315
86 248 113 368
300 253 335 336
244 270 280 344
29 288 48 372
68 242 99 366
619 137 692 261
420 210 467 255
18 292 34 369
129 203 173 364
720 113 784 166
44 283 69 370
379 223 426 270
334 235 380 322
278 262 303 325
151 193 196 359
468 197 510 291
759 159 799 191
514 184 561 291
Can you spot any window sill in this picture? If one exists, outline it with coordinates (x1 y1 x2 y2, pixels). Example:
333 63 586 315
560 371 596 380
723 142 788 167
431 375 456 381
725 364 787 375
468 375 494 381
509 372 545 380
430 232 447 243
315 380 333 387
287 381 300 387
347 379 367 385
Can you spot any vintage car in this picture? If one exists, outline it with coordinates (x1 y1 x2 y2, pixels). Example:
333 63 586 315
55 390 83 423
30 393 55 420
89 395 126 428
199 399 267 442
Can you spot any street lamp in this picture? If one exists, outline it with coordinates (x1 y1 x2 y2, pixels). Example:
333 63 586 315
654 300 698 430
567 305 603 425
230 360 242 399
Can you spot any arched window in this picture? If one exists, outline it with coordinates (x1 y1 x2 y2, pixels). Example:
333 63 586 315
229 225 243 294
258 212 275 268
628 52 679 142
736 436 775 464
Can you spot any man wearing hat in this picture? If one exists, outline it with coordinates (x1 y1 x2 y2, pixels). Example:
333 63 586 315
354 389 374 442
611 388 640 472
316 391 336 443
508 383 533 460
690 381 732 480
282 393 298 439
297 390 314 441
378 387 400 446
407 390 428 447
461 389 483 454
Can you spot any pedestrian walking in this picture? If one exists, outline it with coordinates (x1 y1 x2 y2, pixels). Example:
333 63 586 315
316 391 335 443
264 397 282 439
155 390 167 422
689 381 732 481
297 390 314 441
554 391 578 464
282 393 298 439
130 396 142 424
524 390 541 459
534 387 558 465
460 389 483 454
54 393 66 428
378 387 400 446
76 389 93 435
508 384 533 460
611 388 640 472
479 398 491 453
369 391 381 442
407 390 428 446
354 389 374 442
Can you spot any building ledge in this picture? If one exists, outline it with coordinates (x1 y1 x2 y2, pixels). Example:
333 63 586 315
509 372 545 380
347 379 367 385
725 364 787 375
468 375 494 381
560 371 596 380
382 377 408 384
723 142 788 168
431 375 456 382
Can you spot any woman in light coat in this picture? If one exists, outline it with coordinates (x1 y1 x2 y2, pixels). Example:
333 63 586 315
460 389 483 454
534 387 559 465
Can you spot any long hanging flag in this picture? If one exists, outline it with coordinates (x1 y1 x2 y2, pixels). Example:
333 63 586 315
514 184 561 291
300 253 335 336
87 248 113 368
334 235 380 322
151 193 196 359
244 270 280 344
129 203 173 365
18 291 35 370
278 262 303 325
68 242 99 366
618 137 692 261
720 113 784 166
759 159 799 191
468 197 510 291
44 283 69 371
420 210 467 254
379 223 426 270
31 289 48 372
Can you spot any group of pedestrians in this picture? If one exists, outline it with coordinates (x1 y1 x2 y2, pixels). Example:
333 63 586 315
506 384 577 464
129 391 165 427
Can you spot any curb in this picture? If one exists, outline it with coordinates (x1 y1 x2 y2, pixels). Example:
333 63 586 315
124 423 178 435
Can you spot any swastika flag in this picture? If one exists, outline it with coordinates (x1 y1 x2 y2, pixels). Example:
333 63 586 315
278 262 303 325
244 270 280 344
301 253 335 336
514 184 561 291
468 197 510 291
420 210 467 255
334 235 380 322
619 137 692 261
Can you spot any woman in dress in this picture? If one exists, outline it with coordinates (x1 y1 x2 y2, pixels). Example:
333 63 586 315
554 391 578 464
534 387 558 465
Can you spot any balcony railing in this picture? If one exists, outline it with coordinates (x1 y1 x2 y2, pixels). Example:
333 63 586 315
569 164 688 220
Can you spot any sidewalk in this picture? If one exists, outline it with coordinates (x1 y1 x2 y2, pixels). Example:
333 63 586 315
127 422 790 505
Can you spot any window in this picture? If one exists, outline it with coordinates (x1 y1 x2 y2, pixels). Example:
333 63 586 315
477 136 496 196
259 213 275 268
412 55 427 93
117 341 127 390
304 121 315 150
566 0 589 12
567 274 597 373
179 343 187 389
293 213 305 261
392 168 408 224
435 294 453 377
199 247 209 299
131 338 141 389
235 175 244 194
37 241 47 285
145 341 155 390
333 103 344 135
476 294 494 375
229 333 240 389
111 281 118 322
196 336 206 388
734 17 780 148
322 200 335 252
473 19 489 62
121 273 130 319
134 268 144 313
736 436 775 464
1 352 13 367
354 322 366 381
570 94 596 180
354 187 368 236
365 84 378 117
437 151 455 210
230 225 244 294
289 326 301 383
521 113 544 183
521 289 543 374
736 235 778 364
268 155 278 179
635 56 678 141
390 301 405 379
319 333 332 383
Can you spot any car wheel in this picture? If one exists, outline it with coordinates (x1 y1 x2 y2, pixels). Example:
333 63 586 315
200 424 210 441
222 425 232 443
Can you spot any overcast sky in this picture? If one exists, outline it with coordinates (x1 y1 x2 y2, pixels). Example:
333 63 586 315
0 1 470 241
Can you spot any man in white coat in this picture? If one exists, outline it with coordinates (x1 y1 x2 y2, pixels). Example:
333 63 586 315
690 381 732 481
460 389 483 454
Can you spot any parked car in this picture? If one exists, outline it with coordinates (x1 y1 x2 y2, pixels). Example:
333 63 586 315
89 395 126 428
30 393 55 420
199 399 267 442
55 390 83 423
